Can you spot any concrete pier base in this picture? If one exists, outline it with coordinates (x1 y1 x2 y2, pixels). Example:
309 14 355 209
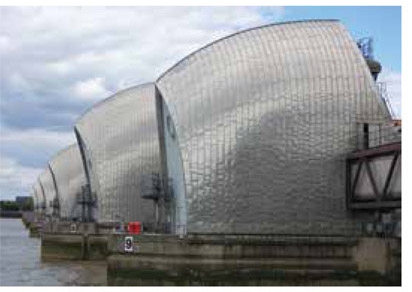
108 255 362 286
20 212 42 237
21 211 34 228
106 234 401 286
28 222 41 237
41 233 109 261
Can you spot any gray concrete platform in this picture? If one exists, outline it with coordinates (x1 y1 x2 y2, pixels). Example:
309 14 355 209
106 234 401 286
41 232 109 261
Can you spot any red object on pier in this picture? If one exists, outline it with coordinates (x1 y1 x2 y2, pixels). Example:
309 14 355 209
128 222 141 234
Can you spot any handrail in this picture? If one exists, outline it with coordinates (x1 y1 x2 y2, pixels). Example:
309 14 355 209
376 82 396 118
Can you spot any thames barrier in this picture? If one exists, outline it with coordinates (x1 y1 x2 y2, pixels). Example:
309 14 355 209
12 19 402 286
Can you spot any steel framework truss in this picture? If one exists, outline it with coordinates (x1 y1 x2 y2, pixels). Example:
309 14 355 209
346 142 401 210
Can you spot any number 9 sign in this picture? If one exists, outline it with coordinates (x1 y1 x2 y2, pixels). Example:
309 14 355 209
124 236 133 252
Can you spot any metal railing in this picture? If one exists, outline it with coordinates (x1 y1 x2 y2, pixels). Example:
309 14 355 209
356 122 401 151
107 221 186 235
376 82 396 119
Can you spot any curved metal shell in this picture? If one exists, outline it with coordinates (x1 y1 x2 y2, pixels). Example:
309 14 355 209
156 20 390 234
33 180 45 213
31 189 37 211
38 167 57 217
49 144 87 221
75 83 161 223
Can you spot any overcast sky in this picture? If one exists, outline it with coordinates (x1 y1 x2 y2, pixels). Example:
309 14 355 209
0 6 401 200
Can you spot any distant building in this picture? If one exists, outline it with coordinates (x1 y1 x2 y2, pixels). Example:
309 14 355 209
15 196 32 210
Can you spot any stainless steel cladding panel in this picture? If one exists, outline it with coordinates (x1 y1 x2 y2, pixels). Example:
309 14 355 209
39 168 57 217
31 189 37 211
49 144 87 221
34 181 45 212
75 83 160 223
159 95 187 234
157 20 391 235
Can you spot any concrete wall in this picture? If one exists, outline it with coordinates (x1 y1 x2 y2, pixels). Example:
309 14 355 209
107 233 400 285
41 232 108 261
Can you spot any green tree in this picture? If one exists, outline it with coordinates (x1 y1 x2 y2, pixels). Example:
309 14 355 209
0 201 19 211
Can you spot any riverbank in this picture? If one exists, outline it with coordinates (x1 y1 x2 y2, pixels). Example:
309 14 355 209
0 210 22 218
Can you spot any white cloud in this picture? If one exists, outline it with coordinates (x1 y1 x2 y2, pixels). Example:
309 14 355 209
0 35 14 53
378 69 401 118
1 126 76 148
72 77 112 100
0 155 42 200
47 60 73 75
7 72 31 91
0 126 76 199
1 7 285 102
0 7 285 199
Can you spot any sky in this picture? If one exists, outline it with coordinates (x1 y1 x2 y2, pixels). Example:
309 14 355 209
0 6 402 200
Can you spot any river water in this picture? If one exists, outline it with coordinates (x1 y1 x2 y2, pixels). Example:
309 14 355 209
0 218 107 286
